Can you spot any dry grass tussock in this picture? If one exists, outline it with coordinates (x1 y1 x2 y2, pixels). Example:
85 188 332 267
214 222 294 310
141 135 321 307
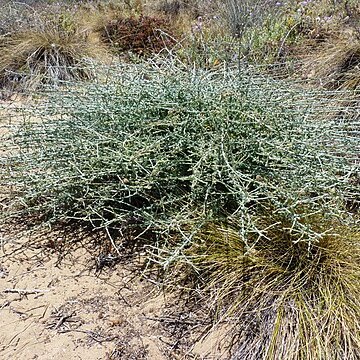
0 11 109 92
303 29 360 90
184 220 360 359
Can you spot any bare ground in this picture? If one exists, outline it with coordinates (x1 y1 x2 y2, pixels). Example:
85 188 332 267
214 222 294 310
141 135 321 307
0 223 231 360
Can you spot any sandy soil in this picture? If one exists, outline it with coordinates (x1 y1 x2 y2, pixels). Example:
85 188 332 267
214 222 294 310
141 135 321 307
0 99 229 360
0 227 168 360
0 224 231 360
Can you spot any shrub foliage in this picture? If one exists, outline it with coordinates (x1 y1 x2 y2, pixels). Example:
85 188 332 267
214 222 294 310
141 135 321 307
5 63 358 236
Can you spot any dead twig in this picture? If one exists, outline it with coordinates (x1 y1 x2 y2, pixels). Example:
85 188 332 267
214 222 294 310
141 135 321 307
142 315 206 326
3 288 50 295
59 328 118 343
46 310 80 331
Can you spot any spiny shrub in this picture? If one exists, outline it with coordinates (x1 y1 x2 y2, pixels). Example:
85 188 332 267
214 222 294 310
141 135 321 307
101 15 176 56
2 61 359 357
4 62 358 239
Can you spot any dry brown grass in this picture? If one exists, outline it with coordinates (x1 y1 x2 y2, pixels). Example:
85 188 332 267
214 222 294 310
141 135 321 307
181 217 360 359
302 29 360 90
0 19 108 91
